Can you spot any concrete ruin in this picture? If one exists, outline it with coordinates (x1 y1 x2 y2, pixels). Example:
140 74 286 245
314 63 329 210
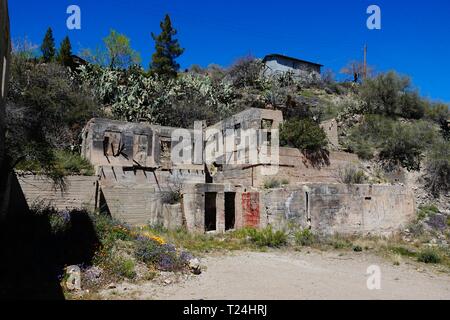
18 108 415 236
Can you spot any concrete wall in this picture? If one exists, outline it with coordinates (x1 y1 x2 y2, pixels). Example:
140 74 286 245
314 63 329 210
260 184 415 236
320 119 339 149
98 166 204 226
217 149 360 187
17 174 98 211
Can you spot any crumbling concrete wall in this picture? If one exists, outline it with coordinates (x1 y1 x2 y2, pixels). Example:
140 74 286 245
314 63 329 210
260 184 415 235
217 149 359 187
320 119 339 150
205 108 283 165
17 174 98 211
98 166 204 226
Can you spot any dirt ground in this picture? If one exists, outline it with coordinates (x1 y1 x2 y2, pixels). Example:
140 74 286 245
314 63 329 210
99 250 450 300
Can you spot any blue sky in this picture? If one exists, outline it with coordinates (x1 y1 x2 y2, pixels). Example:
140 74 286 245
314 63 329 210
8 0 450 103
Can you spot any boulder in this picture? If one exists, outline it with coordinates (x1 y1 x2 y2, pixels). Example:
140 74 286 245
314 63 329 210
188 258 201 275
66 265 81 291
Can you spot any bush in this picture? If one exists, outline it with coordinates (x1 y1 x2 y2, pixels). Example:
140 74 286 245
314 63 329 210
345 115 438 171
378 122 431 171
295 229 316 246
6 56 101 181
112 257 136 279
162 190 182 204
417 248 441 264
338 165 367 184
16 149 94 176
424 140 450 197
390 246 417 257
417 204 440 220
134 236 188 271
360 71 425 119
227 56 267 89
263 178 288 189
240 227 287 248
280 118 328 152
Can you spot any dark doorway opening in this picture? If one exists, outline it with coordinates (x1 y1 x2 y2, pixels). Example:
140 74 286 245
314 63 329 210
225 192 236 231
205 192 217 231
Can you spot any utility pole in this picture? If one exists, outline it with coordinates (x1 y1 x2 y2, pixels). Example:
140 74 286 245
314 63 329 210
363 44 368 80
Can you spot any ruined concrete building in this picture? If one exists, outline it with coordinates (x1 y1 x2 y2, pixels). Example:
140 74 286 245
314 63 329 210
263 53 322 80
19 108 415 235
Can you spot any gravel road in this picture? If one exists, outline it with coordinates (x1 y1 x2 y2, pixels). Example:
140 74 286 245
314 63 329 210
100 250 450 300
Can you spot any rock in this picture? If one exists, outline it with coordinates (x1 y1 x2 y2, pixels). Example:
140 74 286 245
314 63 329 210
107 283 116 289
164 279 172 285
188 258 202 275
84 266 102 282
66 265 81 291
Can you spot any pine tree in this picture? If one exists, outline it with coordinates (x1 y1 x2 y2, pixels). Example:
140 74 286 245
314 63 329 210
41 27 56 62
58 36 73 67
150 14 184 78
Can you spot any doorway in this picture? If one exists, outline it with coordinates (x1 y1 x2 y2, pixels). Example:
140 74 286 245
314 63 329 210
225 192 236 231
205 192 217 231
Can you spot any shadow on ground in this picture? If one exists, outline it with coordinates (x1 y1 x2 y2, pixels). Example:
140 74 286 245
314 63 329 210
0 172 99 300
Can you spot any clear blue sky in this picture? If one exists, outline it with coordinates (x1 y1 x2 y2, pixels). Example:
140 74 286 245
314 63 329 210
8 0 450 103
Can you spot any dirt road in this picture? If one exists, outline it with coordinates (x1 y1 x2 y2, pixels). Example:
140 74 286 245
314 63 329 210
100 250 450 300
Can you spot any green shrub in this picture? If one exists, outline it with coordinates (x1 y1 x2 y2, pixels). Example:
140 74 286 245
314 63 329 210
112 257 137 279
240 227 287 248
424 140 450 197
345 115 437 172
338 165 367 184
295 229 316 246
417 204 440 220
390 246 416 257
16 149 94 176
378 122 428 171
280 118 328 152
54 150 94 176
417 248 441 264
263 178 280 189
360 71 425 119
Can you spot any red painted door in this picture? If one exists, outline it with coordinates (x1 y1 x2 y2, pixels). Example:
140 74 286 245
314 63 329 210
242 192 260 228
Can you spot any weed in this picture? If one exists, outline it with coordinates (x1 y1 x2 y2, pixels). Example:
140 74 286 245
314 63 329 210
238 227 287 248
295 229 316 246
417 248 441 264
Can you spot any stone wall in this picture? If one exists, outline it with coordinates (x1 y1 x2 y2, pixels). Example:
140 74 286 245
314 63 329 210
17 174 98 211
260 184 415 235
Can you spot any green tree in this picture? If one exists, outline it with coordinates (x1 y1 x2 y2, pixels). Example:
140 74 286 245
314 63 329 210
57 36 73 67
41 27 56 62
81 30 141 69
103 29 141 69
150 14 184 78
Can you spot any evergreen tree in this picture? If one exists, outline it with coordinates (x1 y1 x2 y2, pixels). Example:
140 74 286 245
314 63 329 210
150 14 184 78
41 27 56 62
58 36 73 67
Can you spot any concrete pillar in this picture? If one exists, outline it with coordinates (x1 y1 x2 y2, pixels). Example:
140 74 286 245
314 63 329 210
216 192 225 233
183 192 205 233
